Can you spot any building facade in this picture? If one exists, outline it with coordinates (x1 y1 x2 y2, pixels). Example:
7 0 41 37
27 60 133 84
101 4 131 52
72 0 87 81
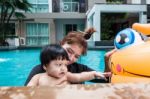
11 0 149 46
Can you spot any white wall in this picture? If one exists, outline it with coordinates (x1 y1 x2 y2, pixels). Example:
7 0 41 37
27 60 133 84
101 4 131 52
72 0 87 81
48 0 52 12
147 0 150 4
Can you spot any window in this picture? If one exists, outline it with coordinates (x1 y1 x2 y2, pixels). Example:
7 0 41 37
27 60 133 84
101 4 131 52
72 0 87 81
26 23 49 46
101 12 139 40
63 24 85 35
147 5 150 19
106 0 125 4
64 24 77 35
28 0 49 13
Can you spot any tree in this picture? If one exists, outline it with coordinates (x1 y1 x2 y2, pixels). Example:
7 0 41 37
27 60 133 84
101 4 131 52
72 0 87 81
0 0 32 44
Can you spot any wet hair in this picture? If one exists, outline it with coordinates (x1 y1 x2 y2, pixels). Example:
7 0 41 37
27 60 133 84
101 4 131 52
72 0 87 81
60 27 96 55
40 44 69 66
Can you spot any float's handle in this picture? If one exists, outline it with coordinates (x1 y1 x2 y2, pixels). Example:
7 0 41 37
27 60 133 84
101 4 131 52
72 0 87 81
132 23 150 36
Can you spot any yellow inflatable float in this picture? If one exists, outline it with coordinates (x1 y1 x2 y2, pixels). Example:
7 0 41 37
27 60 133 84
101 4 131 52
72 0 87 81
110 23 150 83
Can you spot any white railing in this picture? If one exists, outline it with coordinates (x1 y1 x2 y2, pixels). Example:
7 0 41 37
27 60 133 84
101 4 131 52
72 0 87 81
60 2 79 12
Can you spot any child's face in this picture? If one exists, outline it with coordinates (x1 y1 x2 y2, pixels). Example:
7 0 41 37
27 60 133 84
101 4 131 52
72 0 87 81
45 59 68 78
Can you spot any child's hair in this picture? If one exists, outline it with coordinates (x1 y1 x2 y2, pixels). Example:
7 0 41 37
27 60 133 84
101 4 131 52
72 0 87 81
40 44 69 66
60 27 96 55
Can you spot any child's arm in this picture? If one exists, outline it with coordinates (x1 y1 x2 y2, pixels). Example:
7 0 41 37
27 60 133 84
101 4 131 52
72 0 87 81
27 74 39 86
67 71 106 83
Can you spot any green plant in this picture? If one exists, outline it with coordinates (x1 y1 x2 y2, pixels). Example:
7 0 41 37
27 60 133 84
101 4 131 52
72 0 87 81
0 0 32 44
101 13 127 40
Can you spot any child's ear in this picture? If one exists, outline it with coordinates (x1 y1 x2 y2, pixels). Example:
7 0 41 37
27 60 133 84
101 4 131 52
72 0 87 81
43 65 47 71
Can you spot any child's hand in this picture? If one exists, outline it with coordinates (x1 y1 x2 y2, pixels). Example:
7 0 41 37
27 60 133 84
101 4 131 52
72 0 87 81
93 71 107 81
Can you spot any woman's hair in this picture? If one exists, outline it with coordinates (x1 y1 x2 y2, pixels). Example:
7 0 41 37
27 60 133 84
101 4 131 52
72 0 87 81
60 27 96 55
40 44 69 66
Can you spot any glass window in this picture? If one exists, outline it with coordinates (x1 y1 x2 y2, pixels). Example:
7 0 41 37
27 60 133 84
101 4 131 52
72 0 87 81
64 24 77 35
63 0 71 2
37 0 48 3
106 0 124 4
72 0 78 2
77 24 85 31
147 5 150 19
27 0 49 13
72 2 78 12
26 23 49 46
101 12 139 40
28 0 37 4
37 4 49 12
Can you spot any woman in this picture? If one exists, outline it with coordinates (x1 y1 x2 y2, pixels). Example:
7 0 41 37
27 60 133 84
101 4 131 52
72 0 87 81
25 28 111 85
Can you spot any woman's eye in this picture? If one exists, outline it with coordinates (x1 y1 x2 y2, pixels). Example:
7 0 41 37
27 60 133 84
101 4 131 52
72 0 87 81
75 55 79 59
67 48 73 54
114 28 135 49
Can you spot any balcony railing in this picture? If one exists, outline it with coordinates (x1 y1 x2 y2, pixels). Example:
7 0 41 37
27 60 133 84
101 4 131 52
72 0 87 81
60 2 79 12
52 0 86 13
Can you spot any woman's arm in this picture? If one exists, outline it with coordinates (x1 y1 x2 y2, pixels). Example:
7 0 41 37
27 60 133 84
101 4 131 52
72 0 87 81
104 49 117 72
67 71 106 83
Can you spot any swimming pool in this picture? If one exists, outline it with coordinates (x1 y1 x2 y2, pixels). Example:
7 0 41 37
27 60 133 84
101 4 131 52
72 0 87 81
0 49 107 86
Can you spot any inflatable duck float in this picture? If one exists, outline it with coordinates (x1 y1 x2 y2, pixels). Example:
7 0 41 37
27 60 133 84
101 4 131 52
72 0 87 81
110 23 150 83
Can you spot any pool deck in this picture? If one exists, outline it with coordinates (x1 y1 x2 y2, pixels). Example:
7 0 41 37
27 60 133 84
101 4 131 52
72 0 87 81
89 46 114 50
0 83 150 99
0 46 114 51
0 46 18 51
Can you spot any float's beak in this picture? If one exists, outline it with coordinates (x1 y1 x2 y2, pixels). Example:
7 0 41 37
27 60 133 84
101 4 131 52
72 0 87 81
132 23 150 36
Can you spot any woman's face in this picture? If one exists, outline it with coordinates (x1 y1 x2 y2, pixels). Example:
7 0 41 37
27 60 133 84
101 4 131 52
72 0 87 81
62 43 82 65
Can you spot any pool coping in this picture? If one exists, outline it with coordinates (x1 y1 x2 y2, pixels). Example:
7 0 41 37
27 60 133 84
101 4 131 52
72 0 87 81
0 83 150 99
0 46 114 51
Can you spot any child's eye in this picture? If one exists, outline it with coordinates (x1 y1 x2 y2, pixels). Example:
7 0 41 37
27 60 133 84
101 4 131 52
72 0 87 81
56 64 59 66
57 63 62 67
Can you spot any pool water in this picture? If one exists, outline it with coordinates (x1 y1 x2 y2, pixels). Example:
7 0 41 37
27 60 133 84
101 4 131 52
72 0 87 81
0 49 107 86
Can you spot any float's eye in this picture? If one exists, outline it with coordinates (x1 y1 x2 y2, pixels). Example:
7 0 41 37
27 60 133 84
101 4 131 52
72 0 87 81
114 28 135 49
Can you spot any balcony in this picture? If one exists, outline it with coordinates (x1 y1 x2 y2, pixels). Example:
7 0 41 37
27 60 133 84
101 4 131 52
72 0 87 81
52 0 86 13
60 2 79 12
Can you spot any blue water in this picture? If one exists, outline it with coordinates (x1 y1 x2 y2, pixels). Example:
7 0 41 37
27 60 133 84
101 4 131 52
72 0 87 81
0 49 107 86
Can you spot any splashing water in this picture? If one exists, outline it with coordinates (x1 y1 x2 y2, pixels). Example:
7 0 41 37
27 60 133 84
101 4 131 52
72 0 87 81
0 58 10 62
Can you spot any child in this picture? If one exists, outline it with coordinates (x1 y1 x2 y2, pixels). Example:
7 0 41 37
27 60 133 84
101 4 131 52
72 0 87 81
27 44 106 86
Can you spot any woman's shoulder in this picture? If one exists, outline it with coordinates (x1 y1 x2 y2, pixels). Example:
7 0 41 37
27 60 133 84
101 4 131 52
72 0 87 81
68 62 94 73
31 64 45 73
70 62 87 67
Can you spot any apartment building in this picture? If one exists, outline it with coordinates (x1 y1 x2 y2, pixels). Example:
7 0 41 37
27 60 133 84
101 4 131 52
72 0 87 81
87 0 148 42
12 0 149 46
14 0 104 46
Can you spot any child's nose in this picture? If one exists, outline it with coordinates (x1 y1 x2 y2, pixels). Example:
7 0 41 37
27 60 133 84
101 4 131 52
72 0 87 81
61 66 67 71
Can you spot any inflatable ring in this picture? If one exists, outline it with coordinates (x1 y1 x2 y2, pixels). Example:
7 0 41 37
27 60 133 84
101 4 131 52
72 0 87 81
110 23 150 83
